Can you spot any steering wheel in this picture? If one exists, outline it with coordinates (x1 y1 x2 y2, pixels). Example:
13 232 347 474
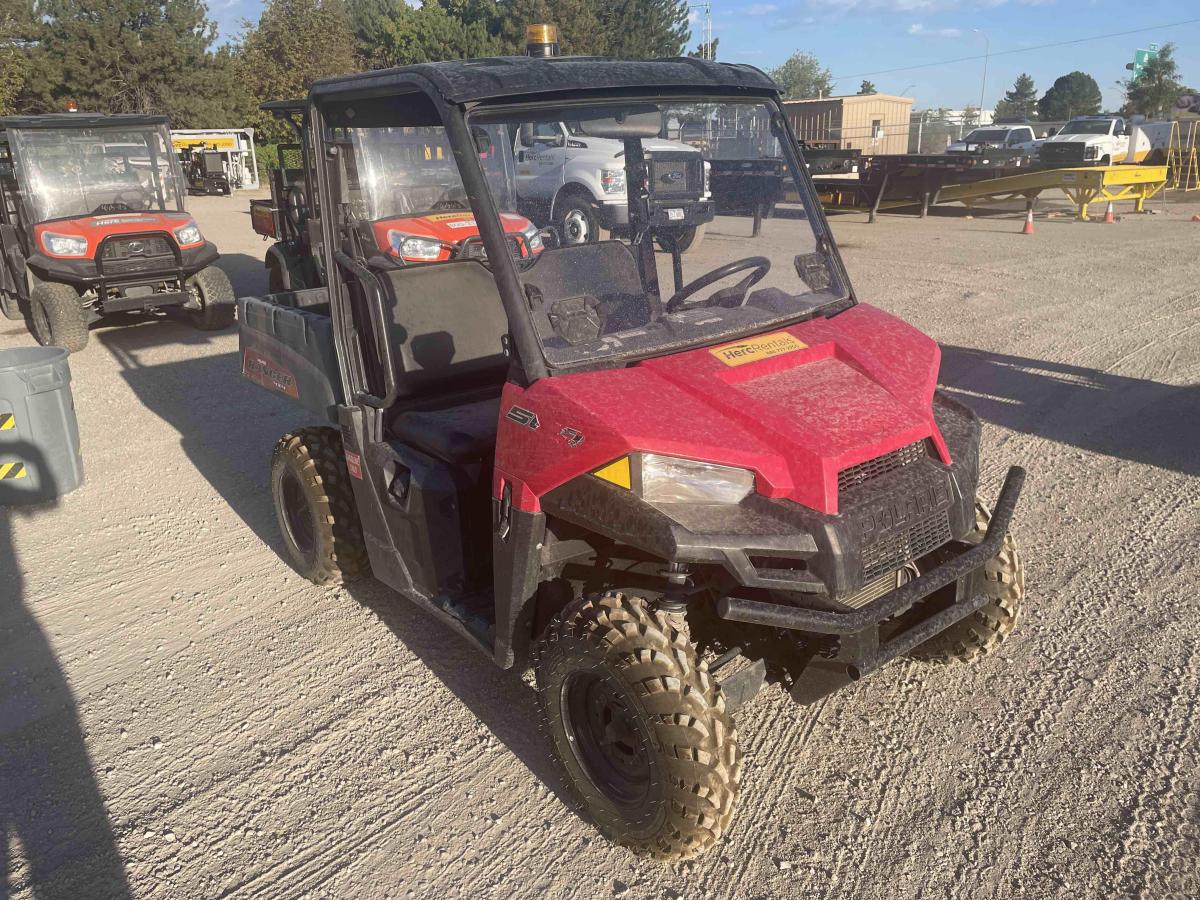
285 184 308 231
431 190 468 211
666 257 771 312
111 188 150 210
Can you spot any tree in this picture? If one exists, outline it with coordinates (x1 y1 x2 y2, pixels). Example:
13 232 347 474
1123 42 1183 119
769 51 832 100
0 1 35 115
1037 71 1102 121
21 0 239 126
994 73 1037 121
495 0 601 56
857 80 876 95
238 0 357 142
961 104 981 129
596 0 690 59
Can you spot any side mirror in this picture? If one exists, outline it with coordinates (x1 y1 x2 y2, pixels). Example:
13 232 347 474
518 123 535 147
471 126 492 157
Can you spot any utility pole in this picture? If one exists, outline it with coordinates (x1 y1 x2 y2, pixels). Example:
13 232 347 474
972 28 990 116
689 2 713 59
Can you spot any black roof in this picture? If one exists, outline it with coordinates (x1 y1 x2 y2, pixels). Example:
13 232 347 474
0 113 169 131
311 56 778 104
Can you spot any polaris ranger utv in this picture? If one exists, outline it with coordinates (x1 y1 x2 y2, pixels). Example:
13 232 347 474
239 53 1027 860
0 114 235 352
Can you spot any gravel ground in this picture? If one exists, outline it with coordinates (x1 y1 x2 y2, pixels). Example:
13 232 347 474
2 190 1198 899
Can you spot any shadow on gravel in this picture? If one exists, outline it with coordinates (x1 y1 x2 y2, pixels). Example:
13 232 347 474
96 328 302 552
0 446 130 899
940 345 1200 476
344 580 584 820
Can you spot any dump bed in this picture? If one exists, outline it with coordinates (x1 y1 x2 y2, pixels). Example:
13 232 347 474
238 288 341 422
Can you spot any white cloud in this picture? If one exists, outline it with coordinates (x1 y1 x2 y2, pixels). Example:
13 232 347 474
746 3 779 14
907 23 963 37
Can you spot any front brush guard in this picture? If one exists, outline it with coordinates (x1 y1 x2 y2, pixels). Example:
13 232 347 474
716 466 1025 702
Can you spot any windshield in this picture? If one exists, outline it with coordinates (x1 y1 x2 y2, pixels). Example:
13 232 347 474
345 125 515 220
1062 120 1113 135
468 97 849 371
963 129 1008 143
9 125 183 222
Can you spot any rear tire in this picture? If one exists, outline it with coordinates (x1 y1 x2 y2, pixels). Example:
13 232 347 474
270 427 370 585
28 280 88 352
186 265 236 331
533 591 740 859
655 223 707 254
908 498 1025 665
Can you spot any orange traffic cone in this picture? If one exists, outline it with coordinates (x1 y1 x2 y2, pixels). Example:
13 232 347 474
1103 202 1116 224
1021 207 1035 235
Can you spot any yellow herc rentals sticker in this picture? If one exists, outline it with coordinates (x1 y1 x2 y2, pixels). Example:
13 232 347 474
709 332 807 367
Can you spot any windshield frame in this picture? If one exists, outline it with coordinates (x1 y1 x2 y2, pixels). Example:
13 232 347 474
7 123 185 225
462 91 856 376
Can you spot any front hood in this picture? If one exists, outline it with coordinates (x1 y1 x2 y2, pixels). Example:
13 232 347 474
1042 134 1109 146
34 212 195 257
375 211 531 244
500 304 948 516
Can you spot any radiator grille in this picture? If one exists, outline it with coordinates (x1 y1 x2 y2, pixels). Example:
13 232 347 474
861 510 950 581
101 236 173 260
839 442 925 494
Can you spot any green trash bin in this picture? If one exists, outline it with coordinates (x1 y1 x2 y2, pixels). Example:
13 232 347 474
0 346 84 505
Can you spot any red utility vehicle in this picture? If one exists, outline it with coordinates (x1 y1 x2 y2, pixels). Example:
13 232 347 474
0 114 234 352
239 51 1027 860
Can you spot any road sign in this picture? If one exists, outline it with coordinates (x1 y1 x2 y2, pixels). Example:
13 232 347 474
1128 45 1159 78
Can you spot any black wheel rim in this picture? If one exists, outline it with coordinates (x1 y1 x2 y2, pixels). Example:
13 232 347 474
279 468 316 559
188 277 205 318
561 671 652 808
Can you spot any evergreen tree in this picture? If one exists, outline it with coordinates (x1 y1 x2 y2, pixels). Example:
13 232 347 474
688 37 718 60
1124 43 1183 120
238 0 357 142
857 80 876 95
0 1 35 115
22 0 238 126
994 73 1037 120
769 51 833 100
595 0 690 59
1037 71 1102 121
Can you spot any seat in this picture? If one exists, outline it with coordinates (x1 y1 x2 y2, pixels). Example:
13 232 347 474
391 398 500 463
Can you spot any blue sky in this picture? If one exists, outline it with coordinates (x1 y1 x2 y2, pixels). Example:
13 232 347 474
212 1 1199 111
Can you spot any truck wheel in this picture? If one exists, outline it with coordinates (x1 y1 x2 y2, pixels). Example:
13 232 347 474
908 498 1025 665
533 591 740 859
270 427 370 585
28 281 88 352
557 195 611 245
656 223 707 254
1099 155 1111 167
186 265 236 330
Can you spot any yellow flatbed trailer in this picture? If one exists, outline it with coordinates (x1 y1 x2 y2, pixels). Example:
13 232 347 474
934 165 1168 220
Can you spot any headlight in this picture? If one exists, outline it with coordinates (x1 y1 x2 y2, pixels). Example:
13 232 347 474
521 223 543 252
388 230 442 260
174 223 202 246
600 168 625 194
593 453 755 505
42 233 88 256
703 160 711 194
1084 145 1098 158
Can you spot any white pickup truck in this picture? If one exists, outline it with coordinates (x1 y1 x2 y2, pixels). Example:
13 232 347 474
947 124 1039 155
514 120 712 251
1037 115 1171 167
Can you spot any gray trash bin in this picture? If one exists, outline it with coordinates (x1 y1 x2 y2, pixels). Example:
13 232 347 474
0 346 84 505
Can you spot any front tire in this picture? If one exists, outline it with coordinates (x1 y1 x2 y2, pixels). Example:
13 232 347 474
909 498 1025 665
270 427 369 585
28 280 89 352
556 195 611 246
533 591 740 859
186 265 236 331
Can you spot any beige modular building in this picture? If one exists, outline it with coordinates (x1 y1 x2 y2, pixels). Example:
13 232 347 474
781 94 914 155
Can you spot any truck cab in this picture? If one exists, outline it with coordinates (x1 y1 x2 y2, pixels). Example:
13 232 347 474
947 124 1038 155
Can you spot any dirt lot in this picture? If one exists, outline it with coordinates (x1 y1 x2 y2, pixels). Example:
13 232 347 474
2 191 1198 899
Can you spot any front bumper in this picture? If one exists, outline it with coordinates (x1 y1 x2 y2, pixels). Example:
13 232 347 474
26 241 219 289
718 466 1024 700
